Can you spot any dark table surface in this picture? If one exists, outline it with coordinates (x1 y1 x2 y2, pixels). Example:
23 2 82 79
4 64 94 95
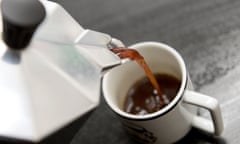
50 0 240 143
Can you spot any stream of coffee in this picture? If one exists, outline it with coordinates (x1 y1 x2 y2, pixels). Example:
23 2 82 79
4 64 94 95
110 47 164 102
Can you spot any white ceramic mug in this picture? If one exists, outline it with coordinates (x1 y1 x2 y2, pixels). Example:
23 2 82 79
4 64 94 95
102 42 224 144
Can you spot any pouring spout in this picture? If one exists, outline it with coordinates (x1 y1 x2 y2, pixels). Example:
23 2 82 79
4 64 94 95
75 30 129 73
108 38 125 48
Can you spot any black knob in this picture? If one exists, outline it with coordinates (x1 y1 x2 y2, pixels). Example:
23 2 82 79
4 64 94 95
1 0 46 50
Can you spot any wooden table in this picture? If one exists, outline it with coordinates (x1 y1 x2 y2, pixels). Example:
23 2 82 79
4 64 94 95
51 0 240 143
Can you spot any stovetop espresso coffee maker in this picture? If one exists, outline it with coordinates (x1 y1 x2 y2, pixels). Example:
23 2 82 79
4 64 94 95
0 0 124 143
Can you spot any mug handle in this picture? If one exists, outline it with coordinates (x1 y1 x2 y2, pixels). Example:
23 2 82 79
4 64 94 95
183 90 224 136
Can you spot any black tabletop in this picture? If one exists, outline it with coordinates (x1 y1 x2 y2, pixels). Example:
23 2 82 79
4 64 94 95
50 0 240 143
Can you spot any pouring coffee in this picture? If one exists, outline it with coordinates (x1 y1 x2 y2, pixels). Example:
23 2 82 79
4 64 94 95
110 48 180 115
0 1 224 144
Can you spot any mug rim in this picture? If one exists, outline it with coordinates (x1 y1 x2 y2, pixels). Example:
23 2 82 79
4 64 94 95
102 41 188 121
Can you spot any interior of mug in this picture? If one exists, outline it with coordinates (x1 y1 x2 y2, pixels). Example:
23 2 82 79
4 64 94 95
102 42 187 119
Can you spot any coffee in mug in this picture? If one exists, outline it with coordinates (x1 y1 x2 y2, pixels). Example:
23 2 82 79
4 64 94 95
124 73 181 115
110 48 179 115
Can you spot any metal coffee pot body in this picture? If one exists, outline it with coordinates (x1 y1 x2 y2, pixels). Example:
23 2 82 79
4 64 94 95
0 0 123 142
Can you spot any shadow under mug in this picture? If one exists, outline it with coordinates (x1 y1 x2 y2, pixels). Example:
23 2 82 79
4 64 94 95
102 42 224 144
